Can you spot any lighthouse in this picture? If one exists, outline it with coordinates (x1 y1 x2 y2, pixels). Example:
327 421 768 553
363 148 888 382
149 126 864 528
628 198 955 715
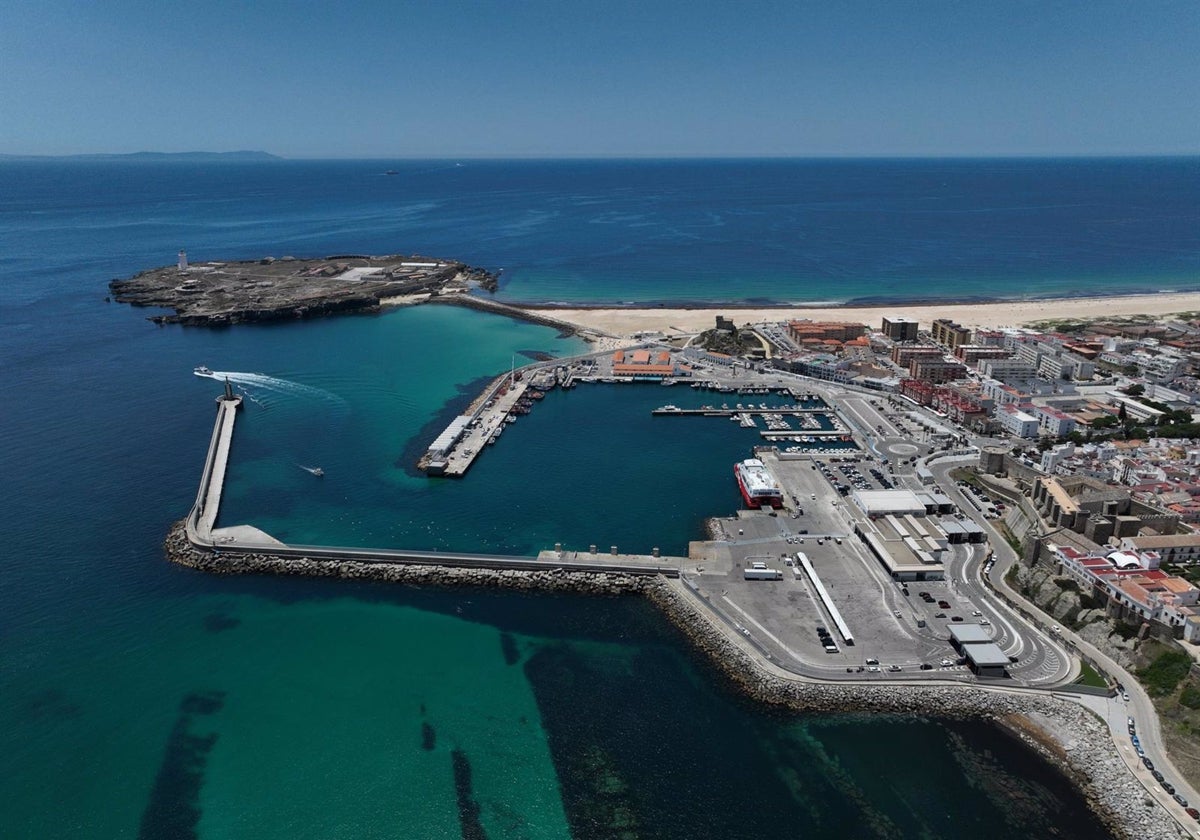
178 249 188 271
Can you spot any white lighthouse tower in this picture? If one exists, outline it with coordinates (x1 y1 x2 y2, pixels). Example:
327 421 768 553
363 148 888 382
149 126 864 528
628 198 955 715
178 249 188 271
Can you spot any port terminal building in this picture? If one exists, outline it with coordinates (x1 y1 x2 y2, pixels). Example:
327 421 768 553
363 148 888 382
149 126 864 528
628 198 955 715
851 490 948 581
948 624 1010 678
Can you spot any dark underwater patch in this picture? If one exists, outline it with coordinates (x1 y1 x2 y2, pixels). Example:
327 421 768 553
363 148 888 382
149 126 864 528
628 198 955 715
138 690 225 840
499 631 519 665
451 748 488 840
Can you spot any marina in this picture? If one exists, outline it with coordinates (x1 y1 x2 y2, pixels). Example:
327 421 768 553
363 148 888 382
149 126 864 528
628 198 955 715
417 342 852 478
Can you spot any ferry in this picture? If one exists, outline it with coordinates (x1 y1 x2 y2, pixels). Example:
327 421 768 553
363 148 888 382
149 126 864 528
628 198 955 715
194 365 213 377
735 458 784 509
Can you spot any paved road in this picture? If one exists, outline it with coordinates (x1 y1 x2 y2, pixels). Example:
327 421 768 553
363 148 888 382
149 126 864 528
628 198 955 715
930 454 1200 835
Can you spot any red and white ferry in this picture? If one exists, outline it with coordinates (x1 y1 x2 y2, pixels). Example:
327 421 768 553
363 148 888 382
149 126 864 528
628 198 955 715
735 458 783 509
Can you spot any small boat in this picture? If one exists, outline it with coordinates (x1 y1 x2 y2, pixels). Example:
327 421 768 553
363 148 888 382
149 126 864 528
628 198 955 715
194 365 213 377
299 464 324 477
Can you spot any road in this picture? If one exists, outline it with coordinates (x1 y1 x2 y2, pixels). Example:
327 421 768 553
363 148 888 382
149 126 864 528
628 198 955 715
927 454 1200 834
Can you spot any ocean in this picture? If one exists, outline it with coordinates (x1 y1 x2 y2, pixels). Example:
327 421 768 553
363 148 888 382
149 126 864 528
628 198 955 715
5 157 1194 838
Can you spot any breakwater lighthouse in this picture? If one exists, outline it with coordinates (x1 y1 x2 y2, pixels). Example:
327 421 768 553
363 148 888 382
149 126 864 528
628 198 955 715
178 249 188 271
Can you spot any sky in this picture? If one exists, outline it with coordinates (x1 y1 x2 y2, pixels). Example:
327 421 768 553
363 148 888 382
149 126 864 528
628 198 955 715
1 0 1198 158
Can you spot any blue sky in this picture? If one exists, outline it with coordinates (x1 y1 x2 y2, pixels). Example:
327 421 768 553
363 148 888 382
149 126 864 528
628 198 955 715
1 0 1197 157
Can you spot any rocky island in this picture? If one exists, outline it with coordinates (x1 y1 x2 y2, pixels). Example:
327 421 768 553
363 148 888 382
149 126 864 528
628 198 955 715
109 251 498 325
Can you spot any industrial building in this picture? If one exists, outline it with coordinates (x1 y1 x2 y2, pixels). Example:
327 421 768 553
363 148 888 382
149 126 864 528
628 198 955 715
852 490 948 581
948 624 1009 678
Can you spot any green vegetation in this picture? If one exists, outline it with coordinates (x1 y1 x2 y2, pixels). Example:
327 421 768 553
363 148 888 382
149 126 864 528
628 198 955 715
1180 678 1200 710
1004 563 1019 589
1074 660 1108 688
693 326 763 357
1138 649 1194 697
1111 621 1142 641
1164 563 1200 586
1025 318 1088 333
1150 420 1200 439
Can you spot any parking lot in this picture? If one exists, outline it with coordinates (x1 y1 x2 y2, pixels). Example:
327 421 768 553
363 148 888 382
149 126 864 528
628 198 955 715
687 449 1011 678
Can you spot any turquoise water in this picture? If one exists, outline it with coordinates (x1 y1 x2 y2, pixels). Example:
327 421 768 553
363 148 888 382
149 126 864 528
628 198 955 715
219 315 807 555
0 159 1138 838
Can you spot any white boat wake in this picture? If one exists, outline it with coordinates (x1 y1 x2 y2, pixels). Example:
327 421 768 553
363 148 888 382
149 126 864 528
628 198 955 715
195 369 348 409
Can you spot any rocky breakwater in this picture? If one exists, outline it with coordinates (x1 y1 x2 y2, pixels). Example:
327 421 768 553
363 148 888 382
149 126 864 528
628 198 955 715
163 522 649 596
110 253 497 326
644 580 1188 840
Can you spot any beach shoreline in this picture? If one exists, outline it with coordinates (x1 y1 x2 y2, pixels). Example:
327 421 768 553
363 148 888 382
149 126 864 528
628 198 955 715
505 290 1200 337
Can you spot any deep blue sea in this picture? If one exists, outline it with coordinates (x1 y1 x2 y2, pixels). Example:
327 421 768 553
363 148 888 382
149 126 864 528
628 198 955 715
6 157 1195 838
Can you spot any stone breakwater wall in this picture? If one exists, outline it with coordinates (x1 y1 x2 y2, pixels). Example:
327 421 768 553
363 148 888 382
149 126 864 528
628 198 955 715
431 294 585 336
164 521 1182 840
643 581 1184 840
165 523 650 596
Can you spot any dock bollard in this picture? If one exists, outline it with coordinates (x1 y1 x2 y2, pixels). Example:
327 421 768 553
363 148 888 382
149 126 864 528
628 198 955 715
611 545 618 556
590 544 597 554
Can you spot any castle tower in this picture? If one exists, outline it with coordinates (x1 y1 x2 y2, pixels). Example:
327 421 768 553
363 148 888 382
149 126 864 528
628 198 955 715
178 249 188 271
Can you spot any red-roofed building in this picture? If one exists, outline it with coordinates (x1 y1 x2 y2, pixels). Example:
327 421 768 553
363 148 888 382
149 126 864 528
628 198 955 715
1049 544 1199 630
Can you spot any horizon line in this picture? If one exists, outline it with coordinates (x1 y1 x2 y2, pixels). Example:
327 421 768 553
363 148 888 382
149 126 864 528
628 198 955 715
4 151 1200 163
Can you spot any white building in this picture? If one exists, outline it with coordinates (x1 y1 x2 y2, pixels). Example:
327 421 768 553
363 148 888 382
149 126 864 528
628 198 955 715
979 358 1038 382
997 404 1039 438
1035 405 1077 438
1040 443 1075 473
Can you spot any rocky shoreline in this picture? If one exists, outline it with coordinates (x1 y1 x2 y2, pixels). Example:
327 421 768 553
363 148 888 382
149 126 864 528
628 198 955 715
163 521 1185 839
109 253 498 326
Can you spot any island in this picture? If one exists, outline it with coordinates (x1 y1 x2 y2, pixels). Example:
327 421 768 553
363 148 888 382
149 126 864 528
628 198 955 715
108 251 499 325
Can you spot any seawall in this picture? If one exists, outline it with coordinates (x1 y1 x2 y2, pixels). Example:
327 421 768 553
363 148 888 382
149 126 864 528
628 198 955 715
431 294 595 336
166 521 653 596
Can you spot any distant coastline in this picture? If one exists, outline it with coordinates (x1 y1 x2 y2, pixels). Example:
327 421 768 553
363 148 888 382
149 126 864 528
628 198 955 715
0 150 280 162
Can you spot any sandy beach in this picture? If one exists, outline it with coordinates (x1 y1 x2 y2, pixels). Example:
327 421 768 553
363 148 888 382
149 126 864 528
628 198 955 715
537 291 1200 337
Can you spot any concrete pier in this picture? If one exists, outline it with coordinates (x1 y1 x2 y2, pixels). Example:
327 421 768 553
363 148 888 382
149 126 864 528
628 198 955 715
440 379 528 476
188 392 242 543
